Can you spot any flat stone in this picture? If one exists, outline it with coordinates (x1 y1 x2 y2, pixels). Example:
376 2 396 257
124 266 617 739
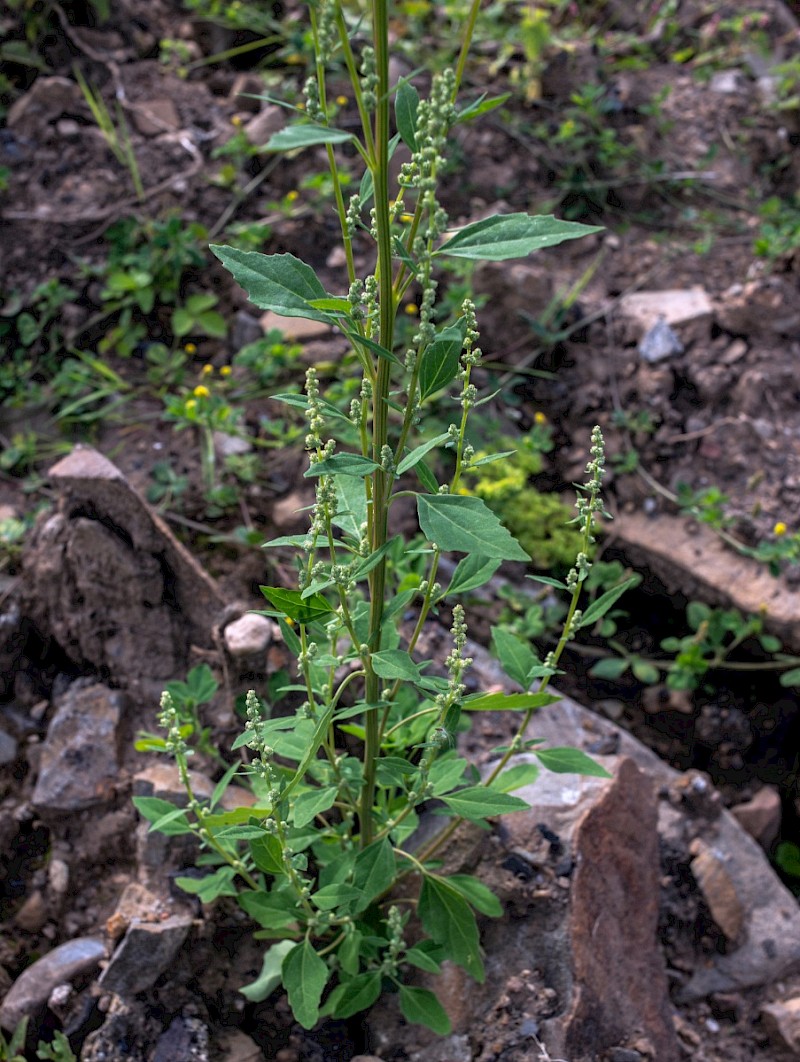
761 997 800 1053
99 915 193 996
131 98 181 136
260 311 332 340
213 430 252 457
0 937 105 1031
618 288 712 344
224 614 274 657
153 1016 209 1062
731 786 781 850
32 683 124 813
710 70 745 94
216 1029 264 1061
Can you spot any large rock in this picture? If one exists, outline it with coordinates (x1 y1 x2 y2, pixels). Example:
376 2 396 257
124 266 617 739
32 682 124 813
0 937 105 1031
99 915 193 996
20 447 225 687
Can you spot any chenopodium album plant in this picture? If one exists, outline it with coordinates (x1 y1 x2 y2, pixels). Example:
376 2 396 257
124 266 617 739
135 0 635 1034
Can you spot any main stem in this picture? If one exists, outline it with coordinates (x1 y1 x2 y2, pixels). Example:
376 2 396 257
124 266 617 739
361 0 393 848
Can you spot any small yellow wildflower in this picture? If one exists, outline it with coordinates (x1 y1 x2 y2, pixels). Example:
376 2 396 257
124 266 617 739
193 384 210 398
185 399 197 411
184 343 197 354
220 365 232 377
534 411 548 425
336 95 348 106
202 363 214 375
774 521 788 536
286 189 299 202
400 213 414 223
404 302 418 315
231 114 243 127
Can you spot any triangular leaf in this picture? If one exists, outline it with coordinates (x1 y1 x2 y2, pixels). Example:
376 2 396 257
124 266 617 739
436 213 602 262
210 247 330 322
267 123 355 150
399 986 452 1034
239 940 294 1002
535 746 612 777
417 494 529 561
282 938 330 1029
395 81 419 150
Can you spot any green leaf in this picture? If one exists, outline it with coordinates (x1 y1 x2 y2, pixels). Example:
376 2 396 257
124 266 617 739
631 660 660 684
267 123 355 150
448 874 503 917
326 971 383 1020
455 92 511 123
371 649 423 681
292 786 338 828
404 945 442 974
282 938 330 1029
210 247 330 322
491 762 540 792
304 453 381 478
419 875 484 980
492 627 539 689
589 656 630 680
780 668 800 687
351 537 402 581
415 459 440 494
310 884 362 912
210 761 240 811
462 691 560 712
395 80 419 150
271 391 351 423
132 796 192 836
535 747 612 777
399 986 452 1034
240 940 294 1002
441 554 501 598
436 213 603 262
577 577 638 629
396 432 450 475
333 474 368 539
428 755 469 796
418 325 464 400
352 838 396 911
441 786 529 822
259 586 332 624
176 866 238 901
526 574 568 590
238 892 298 930
338 929 362 975
250 834 285 876
417 494 529 561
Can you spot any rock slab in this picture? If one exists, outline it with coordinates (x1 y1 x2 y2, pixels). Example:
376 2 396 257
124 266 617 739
32 683 124 813
0 937 105 1031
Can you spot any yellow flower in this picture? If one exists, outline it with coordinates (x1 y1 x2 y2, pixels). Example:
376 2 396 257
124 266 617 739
286 190 299 202
231 114 243 127
400 213 414 223
220 365 232 377
404 302 418 315
534 411 548 425
193 385 210 398
202 363 214 375
184 343 197 354
336 95 348 106
774 521 788 536
185 399 197 411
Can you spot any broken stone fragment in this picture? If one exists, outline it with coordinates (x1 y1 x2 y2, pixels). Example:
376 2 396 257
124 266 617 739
99 915 193 997
761 997 800 1054
0 937 105 1031
731 785 781 850
689 841 745 945
618 287 712 346
32 683 124 813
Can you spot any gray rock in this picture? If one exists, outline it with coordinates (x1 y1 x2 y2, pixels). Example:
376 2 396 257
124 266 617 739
131 98 181 136
214 430 252 458
731 786 781 850
21 447 225 687
32 683 124 813
0 727 18 765
6 76 81 138
99 915 193 997
153 1016 209 1061
761 997 800 1053
619 287 712 347
231 310 263 350
639 317 684 363
243 105 284 147
216 1029 264 1061
0 937 105 1031
81 995 156 1062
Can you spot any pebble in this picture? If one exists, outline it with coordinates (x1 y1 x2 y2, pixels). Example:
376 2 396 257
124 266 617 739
690 843 745 944
639 318 684 363
0 727 18 765
224 614 274 657
49 858 70 895
761 997 800 1053
731 785 781 850
0 937 105 1029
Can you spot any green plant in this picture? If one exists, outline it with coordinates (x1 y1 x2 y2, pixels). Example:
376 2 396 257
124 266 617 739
676 481 734 531
138 0 623 1034
172 293 228 342
35 1032 76 1062
754 195 800 266
163 369 244 494
73 67 144 202
0 1015 27 1062
136 664 224 764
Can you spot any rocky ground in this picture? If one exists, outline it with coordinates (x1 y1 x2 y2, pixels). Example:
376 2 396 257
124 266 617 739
3 0 800 1059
